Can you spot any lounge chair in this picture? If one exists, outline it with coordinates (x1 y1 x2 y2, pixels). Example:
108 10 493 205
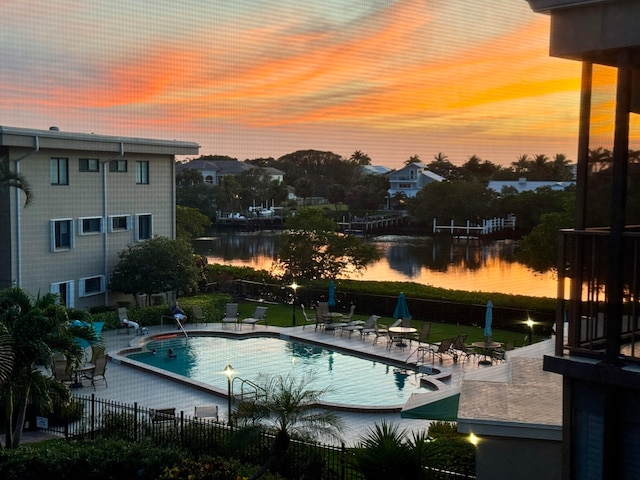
241 306 268 329
343 304 356 323
195 405 219 422
300 304 316 329
221 303 239 329
117 307 138 335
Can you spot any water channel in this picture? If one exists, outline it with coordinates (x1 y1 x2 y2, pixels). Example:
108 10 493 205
194 231 559 298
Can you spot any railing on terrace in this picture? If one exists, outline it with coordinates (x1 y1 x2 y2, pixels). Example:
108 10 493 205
36 393 475 480
557 228 640 362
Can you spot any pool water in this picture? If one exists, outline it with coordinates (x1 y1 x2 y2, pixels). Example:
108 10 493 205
129 335 427 408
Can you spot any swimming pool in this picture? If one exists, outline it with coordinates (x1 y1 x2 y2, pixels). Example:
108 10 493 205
126 334 429 409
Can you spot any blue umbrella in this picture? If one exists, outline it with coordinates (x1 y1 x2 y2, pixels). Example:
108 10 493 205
484 301 493 340
393 292 411 320
72 321 105 349
328 281 336 308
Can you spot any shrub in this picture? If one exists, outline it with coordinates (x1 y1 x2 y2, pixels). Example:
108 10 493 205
0 438 185 480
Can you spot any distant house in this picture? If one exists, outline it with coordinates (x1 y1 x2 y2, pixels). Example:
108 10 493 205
177 158 284 185
488 178 574 194
0 125 199 309
387 162 444 198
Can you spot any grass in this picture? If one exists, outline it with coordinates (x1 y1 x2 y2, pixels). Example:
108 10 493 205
234 300 539 348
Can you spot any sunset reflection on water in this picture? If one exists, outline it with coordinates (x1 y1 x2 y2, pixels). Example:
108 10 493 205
197 233 561 298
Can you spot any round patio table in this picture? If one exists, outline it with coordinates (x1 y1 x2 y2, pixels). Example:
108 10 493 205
471 342 503 365
389 326 417 348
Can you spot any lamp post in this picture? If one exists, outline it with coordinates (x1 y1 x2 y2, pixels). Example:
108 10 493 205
290 282 298 326
224 364 234 425
526 318 534 345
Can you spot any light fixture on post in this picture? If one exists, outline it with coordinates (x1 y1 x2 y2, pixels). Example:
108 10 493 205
223 364 234 425
290 281 298 326
526 318 534 345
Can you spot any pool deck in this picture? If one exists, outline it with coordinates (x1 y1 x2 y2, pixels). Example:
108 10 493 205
83 321 553 447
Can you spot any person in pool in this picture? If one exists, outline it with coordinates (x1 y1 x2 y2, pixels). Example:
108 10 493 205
167 348 177 358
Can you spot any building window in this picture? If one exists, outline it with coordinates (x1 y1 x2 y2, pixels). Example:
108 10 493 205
78 216 103 235
109 159 128 172
79 275 105 297
136 161 149 184
50 158 69 185
205 175 214 184
50 219 74 251
79 158 99 172
50 280 74 307
135 214 152 241
109 214 131 232
399 183 412 189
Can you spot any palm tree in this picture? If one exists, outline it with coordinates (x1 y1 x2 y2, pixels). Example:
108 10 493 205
0 287 95 448
233 372 344 479
0 162 32 206
351 421 427 480
350 150 371 165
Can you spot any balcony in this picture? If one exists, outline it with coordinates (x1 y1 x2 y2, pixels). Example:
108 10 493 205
557 228 640 363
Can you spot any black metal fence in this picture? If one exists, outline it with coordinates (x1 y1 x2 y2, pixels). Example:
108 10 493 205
36 393 474 480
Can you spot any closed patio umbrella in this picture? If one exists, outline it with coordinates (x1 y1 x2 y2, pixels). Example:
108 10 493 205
393 292 411 320
328 280 336 308
484 300 493 341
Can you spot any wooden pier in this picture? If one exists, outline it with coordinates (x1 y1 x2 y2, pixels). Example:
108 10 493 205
432 216 516 244
337 213 408 235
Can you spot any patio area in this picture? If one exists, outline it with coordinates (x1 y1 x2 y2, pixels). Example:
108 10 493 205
81 321 554 446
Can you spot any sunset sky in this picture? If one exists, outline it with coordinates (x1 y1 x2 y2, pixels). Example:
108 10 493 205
0 1 584 168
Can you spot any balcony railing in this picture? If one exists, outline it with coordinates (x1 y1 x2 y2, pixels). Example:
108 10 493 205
557 228 640 362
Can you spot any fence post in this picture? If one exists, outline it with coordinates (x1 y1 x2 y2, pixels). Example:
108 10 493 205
134 402 139 442
90 394 96 439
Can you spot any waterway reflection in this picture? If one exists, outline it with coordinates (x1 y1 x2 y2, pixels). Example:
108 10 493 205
194 231 559 298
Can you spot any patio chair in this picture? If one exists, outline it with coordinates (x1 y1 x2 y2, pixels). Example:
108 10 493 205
300 304 316 328
150 407 177 426
416 322 431 345
450 334 475 362
314 305 327 331
241 306 268 329
316 302 331 323
88 352 108 389
195 405 219 422
492 340 514 363
429 337 455 364
53 359 74 385
408 323 433 363
360 315 380 340
117 307 138 335
221 303 239 329
191 305 205 325
373 319 390 345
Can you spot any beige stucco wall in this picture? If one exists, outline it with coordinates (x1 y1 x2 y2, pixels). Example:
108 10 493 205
7 145 177 309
